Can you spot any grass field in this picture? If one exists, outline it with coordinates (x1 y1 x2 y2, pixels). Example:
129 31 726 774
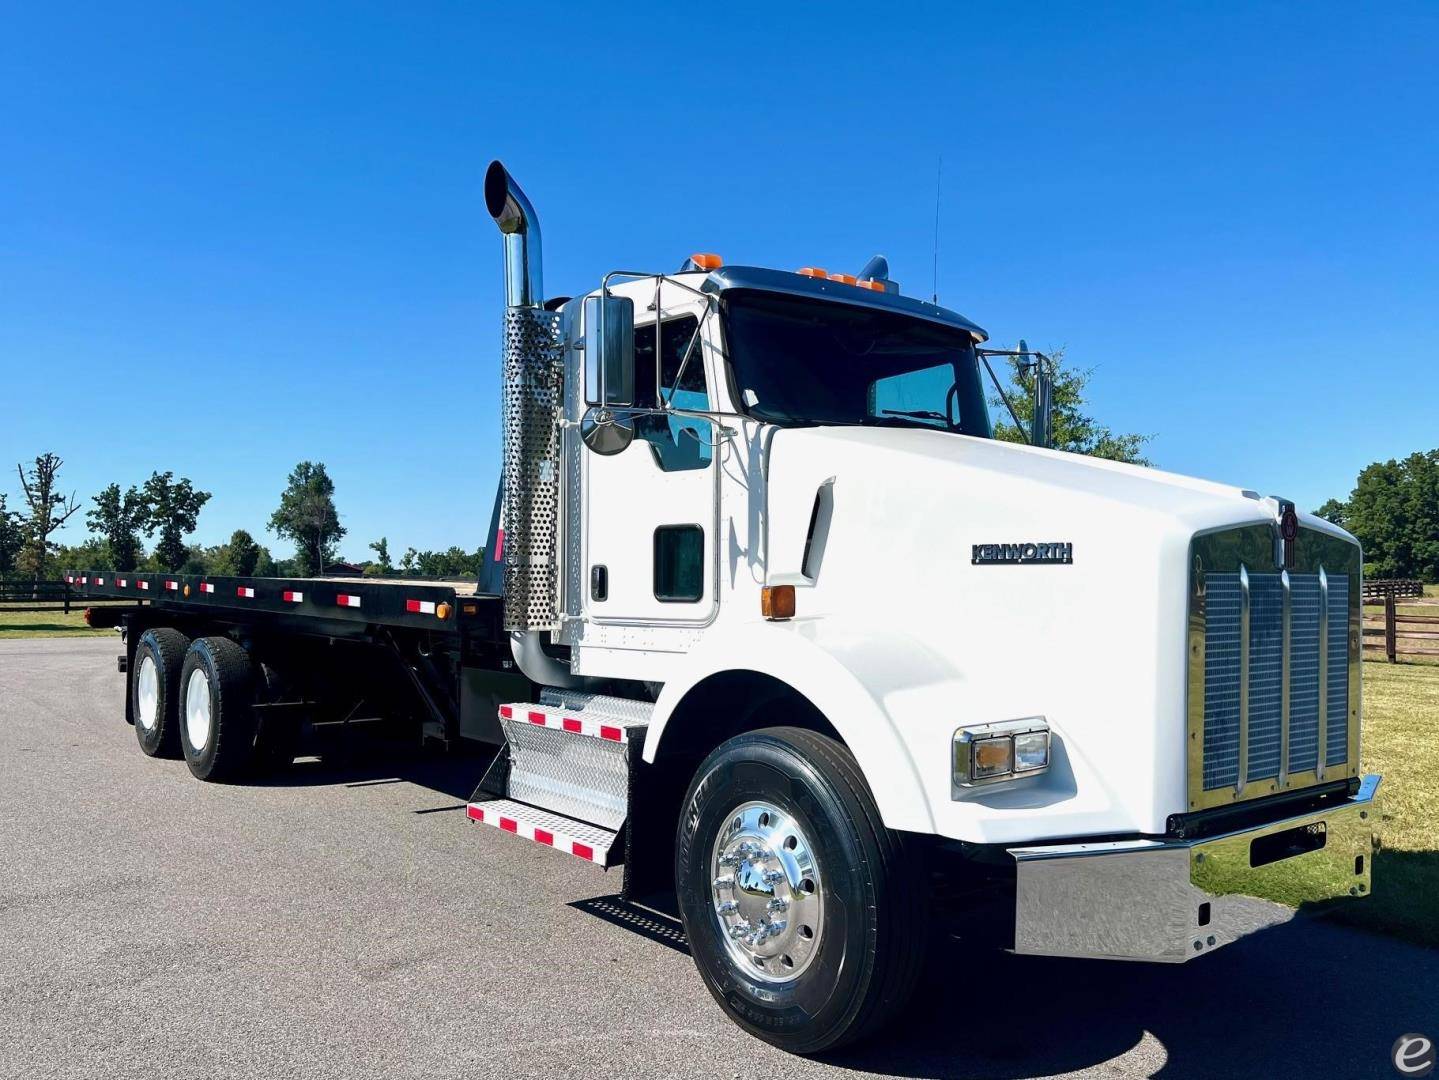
1327 657 1439 947
0 609 111 637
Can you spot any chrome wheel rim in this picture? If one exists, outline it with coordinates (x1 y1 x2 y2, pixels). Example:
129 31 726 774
709 801 823 983
135 654 159 731
184 667 212 752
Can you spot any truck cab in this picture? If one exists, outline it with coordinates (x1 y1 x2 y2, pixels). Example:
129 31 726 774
482 159 1378 1050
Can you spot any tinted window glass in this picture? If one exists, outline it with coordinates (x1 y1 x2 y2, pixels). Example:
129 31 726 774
635 316 712 472
654 525 704 602
721 291 991 437
635 317 707 404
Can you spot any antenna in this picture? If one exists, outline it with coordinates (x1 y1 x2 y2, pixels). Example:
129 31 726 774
931 154 942 304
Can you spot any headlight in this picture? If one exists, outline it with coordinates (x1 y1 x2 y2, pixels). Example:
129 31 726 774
953 718 1050 792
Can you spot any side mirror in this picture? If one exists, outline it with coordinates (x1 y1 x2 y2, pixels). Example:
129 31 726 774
1032 366 1053 448
584 295 635 407
580 407 636 456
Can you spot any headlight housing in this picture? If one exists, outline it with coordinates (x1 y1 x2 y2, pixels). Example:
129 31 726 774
953 717 1051 793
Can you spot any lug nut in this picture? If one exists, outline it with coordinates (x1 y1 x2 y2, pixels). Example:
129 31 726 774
763 869 784 885
766 898 789 913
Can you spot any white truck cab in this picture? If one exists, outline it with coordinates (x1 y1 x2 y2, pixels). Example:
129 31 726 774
477 159 1379 1051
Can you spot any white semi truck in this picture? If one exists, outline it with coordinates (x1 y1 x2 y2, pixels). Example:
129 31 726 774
73 161 1379 1053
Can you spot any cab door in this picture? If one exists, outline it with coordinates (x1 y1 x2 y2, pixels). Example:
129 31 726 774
581 295 718 630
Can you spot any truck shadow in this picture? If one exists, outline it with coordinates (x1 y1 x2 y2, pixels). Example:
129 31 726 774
245 735 492 804
571 892 1435 1078
821 912 1437 1079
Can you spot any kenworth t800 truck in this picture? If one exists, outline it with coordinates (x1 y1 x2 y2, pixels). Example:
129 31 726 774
71 161 1379 1054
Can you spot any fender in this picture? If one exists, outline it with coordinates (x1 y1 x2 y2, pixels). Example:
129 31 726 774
644 617 970 834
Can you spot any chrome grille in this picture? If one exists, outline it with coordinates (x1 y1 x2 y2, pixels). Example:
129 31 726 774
1188 521 1361 809
1202 569 1348 791
1325 574 1350 767
1288 574 1321 774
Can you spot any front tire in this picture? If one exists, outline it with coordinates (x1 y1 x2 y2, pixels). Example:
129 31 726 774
675 727 926 1054
179 637 257 782
132 627 189 758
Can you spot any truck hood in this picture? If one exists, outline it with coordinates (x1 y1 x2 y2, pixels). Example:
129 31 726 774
756 425 1354 839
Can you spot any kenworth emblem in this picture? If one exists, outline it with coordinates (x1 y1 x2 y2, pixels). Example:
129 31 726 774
1277 498 1299 570
971 542 1073 565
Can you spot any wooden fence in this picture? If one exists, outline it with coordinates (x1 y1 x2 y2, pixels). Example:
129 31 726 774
1362 580 1439 662
1362 578 1426 602
0 580 134 614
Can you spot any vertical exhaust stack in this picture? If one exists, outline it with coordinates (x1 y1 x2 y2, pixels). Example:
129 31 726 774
486 161 564 635
485 161 544 309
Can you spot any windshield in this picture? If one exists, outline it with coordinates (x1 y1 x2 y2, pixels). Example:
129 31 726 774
720 291 992 437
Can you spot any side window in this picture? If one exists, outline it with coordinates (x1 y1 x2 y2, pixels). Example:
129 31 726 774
867 362 955 430
654 525 704 602
635 316 713 472
634 316 708 406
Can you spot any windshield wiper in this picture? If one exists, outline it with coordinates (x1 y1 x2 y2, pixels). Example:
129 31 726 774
880 409 947 422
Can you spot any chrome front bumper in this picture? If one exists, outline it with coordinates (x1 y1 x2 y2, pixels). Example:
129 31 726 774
1009 774 1379 963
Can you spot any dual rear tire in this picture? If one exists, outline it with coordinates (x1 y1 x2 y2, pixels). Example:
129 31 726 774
131 631 260 781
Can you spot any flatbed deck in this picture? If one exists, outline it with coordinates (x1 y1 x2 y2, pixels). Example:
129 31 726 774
65 569 500 634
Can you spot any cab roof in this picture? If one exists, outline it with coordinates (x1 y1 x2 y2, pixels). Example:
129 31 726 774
701 265 988 343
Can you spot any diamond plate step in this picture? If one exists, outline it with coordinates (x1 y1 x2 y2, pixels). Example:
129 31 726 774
466 798 619 866
495 693 652 832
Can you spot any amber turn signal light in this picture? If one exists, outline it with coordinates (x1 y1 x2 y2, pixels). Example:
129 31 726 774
689 252 723 270
436 602 452 621
761 584 796 621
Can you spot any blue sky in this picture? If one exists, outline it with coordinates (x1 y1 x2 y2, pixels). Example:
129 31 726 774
3 2 1436 560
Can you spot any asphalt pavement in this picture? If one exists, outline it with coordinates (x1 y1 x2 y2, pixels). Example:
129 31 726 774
1 637 1434 1079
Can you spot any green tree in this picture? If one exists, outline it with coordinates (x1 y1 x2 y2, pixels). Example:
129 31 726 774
0 493 23 576
269 461 345 575
1313 498 1348 529
399 545 484 577
212 529 261 576
86 483 147 572
181 544 212 575
224 529 261 578
53 538 112 574
141 472 212 571
369 536 393 575
1319 450 1439 582
16 453 81 580
988 345 1152 465
253 546 278 577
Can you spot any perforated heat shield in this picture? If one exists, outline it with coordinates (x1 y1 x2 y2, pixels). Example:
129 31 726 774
501 306 564 631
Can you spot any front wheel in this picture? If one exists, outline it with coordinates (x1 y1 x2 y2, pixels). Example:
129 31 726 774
675 727 926 1054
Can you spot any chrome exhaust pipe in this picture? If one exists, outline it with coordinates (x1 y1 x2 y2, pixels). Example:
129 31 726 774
484 160 544 308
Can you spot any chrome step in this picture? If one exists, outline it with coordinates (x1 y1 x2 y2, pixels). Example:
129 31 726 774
496 693 651 831
466 798 619 866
